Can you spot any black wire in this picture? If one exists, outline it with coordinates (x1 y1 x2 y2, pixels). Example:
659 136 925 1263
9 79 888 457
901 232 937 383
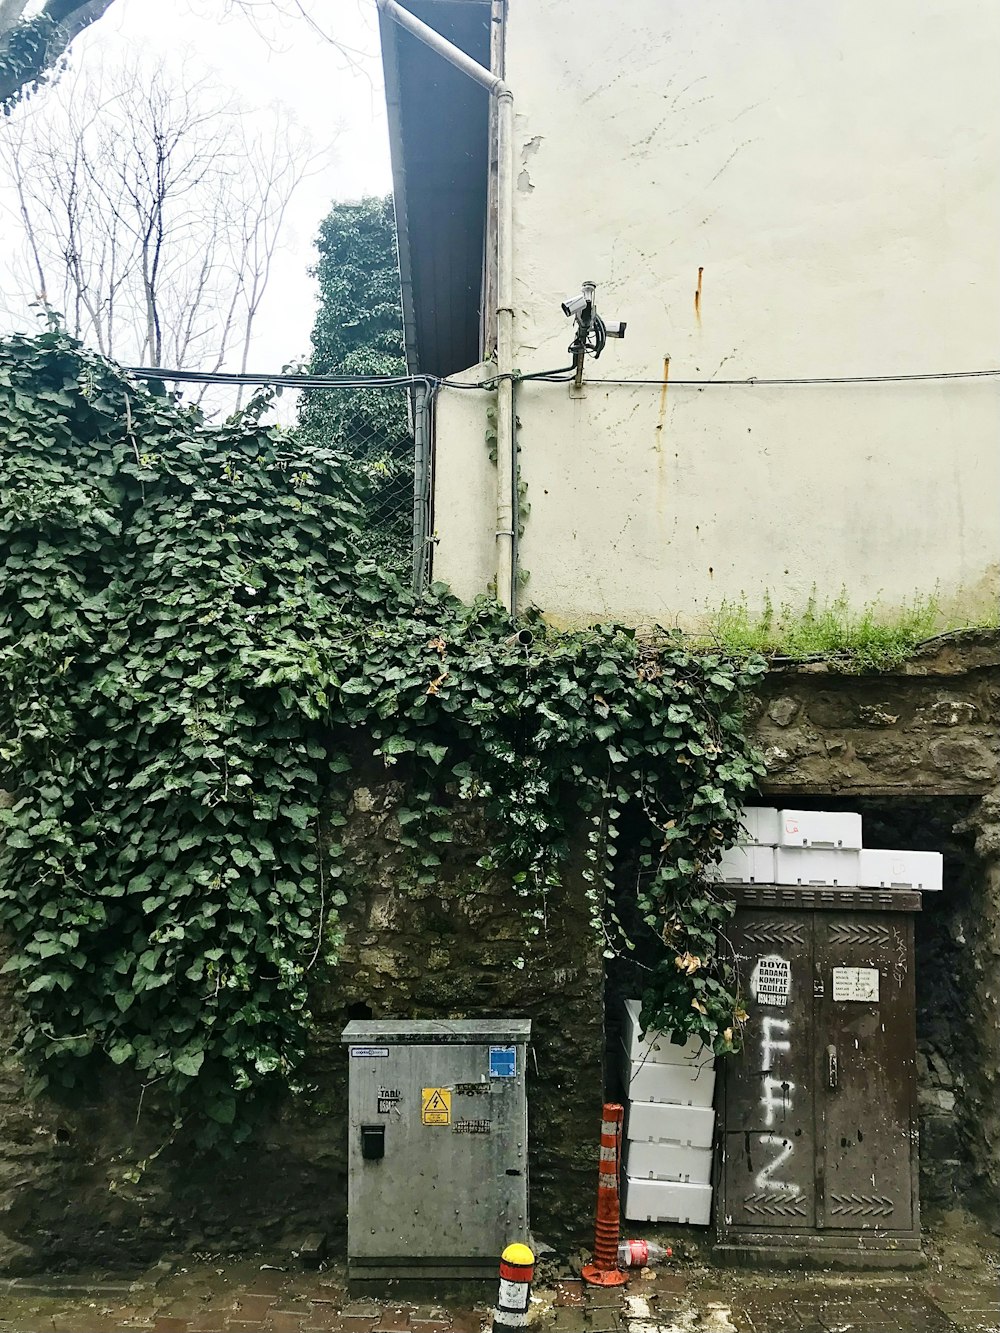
585 368 1000 387
124 363 582 392
125 363 1000 392
126 366 425 390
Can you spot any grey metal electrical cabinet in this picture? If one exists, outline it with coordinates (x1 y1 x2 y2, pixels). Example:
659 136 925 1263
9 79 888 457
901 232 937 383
341 1019 531 1282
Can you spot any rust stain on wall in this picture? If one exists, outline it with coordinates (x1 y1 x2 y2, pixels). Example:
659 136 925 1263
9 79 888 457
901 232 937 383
656 354 671 440
695 266 704 324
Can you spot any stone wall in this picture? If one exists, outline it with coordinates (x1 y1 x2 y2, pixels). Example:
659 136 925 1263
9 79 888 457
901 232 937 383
1 630 998 1273
750 630 1000 1227
751 631 1000 799
962 796 1000 1229
0 777 604 1274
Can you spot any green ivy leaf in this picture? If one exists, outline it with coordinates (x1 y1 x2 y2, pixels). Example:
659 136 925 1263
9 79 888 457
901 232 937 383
173 1050 205 1078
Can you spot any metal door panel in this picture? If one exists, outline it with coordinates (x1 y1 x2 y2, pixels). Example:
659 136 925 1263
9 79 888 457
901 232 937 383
723 910 817 1228
814 913 916 1231
346 1041 528 1262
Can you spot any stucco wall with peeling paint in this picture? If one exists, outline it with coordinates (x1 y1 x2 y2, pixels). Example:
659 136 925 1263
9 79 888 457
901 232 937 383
433 0 1000 627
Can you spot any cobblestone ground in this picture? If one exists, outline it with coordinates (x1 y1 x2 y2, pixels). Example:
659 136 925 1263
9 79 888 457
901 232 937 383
0 1259 996 1333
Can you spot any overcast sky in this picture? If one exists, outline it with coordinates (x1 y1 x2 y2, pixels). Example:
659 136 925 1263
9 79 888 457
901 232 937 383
0 0 393 381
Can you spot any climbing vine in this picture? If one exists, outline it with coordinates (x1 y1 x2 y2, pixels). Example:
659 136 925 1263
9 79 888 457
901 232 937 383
0 330 765 1142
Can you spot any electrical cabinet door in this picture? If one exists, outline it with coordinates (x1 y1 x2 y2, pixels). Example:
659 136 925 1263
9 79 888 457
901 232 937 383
814 912 917 1231
342 1019 530 1282
722 910 817 1229
717 887 921 1265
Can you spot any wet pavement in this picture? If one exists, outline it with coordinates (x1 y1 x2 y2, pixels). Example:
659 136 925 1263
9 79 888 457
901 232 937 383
0 1259 996 1333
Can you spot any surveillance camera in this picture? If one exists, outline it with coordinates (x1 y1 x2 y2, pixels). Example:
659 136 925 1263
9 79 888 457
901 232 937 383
561 293 589 319
603 321 627 339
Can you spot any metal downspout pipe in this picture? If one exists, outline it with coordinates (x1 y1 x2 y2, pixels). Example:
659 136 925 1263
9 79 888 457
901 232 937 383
376 0 517 614
495 85 515 615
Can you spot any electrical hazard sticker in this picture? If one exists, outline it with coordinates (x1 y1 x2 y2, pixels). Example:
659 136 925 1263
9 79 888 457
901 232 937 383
421 1087 452 1126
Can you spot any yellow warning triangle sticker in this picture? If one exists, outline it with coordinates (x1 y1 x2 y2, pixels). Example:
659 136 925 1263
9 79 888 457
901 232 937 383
421 1086 452 1124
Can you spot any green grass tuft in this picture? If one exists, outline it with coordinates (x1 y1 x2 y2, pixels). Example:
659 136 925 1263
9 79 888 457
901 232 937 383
705 589 995 672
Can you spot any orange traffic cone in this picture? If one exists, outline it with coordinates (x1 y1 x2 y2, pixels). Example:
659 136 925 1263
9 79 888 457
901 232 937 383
581 1102 627 1287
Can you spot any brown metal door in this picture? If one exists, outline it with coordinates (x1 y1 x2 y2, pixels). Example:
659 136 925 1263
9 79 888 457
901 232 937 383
813 913 916 1230
723 909 817 1229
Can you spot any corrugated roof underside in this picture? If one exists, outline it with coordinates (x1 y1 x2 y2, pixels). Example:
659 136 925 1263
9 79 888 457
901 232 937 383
389 2 492 378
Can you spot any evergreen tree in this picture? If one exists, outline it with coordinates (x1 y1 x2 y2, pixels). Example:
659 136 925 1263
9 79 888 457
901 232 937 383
299 196 412 573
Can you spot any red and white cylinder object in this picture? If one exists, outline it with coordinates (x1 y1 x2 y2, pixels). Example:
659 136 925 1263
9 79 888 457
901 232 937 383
492 1242 535 1333
581 1102 628 1287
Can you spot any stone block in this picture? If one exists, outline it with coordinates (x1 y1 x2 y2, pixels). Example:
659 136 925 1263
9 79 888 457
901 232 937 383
372 1308 413 1333
927 700 980 726
857 703 900 727
928 737 995 781
266 1312 309 1332
340 1303 380 1321
927 1050 955 1087
766 697 800 727
234 1295 279 1321
554 1280 584 1308
551 1310 584 1332
803 693 857 729
584 1308 623 1333
918 1086 956 1113
921 1116 960 1159
447 1309 487 1333
646 1275 686 1296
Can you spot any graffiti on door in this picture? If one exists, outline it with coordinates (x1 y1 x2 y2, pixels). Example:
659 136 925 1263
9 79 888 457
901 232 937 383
756 984 797 1193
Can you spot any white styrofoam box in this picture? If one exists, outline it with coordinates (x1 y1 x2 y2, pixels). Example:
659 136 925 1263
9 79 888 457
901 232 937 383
623 999 710 1066
706 845 776 884
775 846 860 886
622 1045 716 1107
778 809 863 849
627 1100 715 1148
623 1176 712 1226
859 848 943 891
737 806 781 846
626 1139 713 1185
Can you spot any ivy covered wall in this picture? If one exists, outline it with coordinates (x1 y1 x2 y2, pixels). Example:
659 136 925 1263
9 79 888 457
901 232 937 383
0 778 603 1272
2 332 997 1274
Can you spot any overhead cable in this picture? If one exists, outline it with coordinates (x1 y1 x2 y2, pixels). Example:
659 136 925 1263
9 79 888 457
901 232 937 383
126 364 1000 392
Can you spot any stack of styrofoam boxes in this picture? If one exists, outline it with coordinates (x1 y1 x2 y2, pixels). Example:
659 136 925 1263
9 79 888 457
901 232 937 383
707 806 781 884
775 808 864 885
707 806 943 890
620 999 715 1226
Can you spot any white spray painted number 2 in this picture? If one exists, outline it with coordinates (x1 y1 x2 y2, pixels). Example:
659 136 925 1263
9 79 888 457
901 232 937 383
754 968 799 1195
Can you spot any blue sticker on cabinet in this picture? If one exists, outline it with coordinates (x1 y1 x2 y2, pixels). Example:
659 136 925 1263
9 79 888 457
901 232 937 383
489 1045 516 1078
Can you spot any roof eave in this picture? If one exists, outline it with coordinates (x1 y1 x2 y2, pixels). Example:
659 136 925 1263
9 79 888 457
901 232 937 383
379 10 422 377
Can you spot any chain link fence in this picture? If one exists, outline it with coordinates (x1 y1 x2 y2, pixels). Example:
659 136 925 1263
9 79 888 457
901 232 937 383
151 371 433 593
289 379 432 593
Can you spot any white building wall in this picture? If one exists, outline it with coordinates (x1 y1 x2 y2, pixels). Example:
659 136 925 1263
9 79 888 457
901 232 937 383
433 0 1000 627
432 363 496 603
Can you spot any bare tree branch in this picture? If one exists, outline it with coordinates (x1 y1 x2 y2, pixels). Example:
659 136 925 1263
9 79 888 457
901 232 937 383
209 0 374 77
0 52 312 408
3 1 376 112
